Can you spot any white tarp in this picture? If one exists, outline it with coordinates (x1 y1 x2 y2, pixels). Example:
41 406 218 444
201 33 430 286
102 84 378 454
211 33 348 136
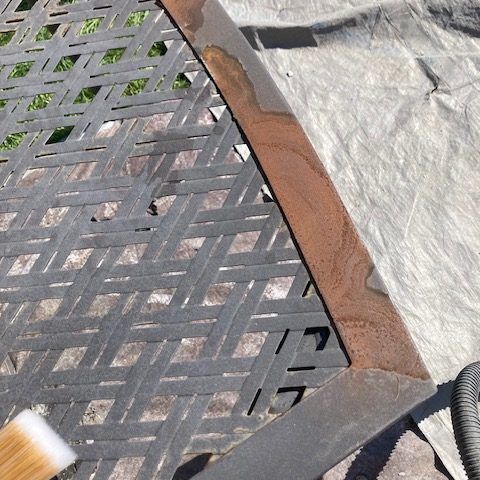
218 1 480 478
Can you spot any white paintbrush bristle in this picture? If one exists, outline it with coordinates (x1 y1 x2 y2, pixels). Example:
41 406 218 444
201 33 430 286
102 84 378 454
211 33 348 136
12 410 77 472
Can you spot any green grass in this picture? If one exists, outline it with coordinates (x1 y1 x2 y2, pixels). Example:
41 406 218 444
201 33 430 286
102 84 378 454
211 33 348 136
173 73 191 90
9 61 34 78
79 17 102 35
74 87 98 104
54 55 78 72
125 11 149 27
28 93 53 111
0 132 27 151
35 24 60 41
148 41 167 57
59 0 75 4
0 31 14 46
100 48 125 65
123 78 148 96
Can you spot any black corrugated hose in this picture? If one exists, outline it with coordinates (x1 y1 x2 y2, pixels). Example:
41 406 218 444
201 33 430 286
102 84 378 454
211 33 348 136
451 362 480 480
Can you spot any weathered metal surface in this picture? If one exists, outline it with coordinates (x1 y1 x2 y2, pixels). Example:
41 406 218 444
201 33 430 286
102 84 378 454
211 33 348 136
0 1 353 479
160 0 431 380
193 369 435 480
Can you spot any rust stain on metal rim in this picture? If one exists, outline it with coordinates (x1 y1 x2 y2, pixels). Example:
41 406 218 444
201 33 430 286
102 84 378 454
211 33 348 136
160 0 430 381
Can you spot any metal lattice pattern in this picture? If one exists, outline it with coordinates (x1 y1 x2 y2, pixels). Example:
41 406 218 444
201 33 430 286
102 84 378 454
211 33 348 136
0 1 349 478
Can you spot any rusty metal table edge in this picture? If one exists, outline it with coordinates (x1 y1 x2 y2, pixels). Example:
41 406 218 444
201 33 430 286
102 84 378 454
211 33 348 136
158 1 437 478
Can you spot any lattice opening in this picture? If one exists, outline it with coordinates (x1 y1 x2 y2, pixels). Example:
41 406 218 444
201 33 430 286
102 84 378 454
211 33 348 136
7 352 28 376
171 337 207 363
87 294 120 317
82 399 115 425
16 0 38 12
40 207 69 227
0 31 15 46
9 61 34 78
28 92 54 111
100 48 126 65
149 196 176 216
173 238 205 260
298 327 331 352
173 73 191 90
46 125 74 144
172 150 200 170
123 78 149 96
112 342 145 367
92 201 120 222
35 24 59 41
79 17 103 36
262 276 295 300
197 108 216 125
204 391 239 418
141 395 175 422
108 458 144 480
68 162 95 181
125 11 149 28
62 248 93 270
228 231 261 254
29 298 62 322
269 387 306 414
0 132 27 151
233 332 268 358
31 403 52 417
53 346 87 371
148 41 168 57
203 283 234 306
74 86 100 104
143 288 175 312
200 190 229 210
18 167 46 187
122 156 149 176
116 244 147 265
54 55 79 72
0 213 16 231
8 253 39 276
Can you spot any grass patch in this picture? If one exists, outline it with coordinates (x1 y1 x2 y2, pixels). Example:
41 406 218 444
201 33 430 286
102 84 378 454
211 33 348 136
0 31 15 47
0 132 27 151
59 0 75 4
122 78 148 96
100 48 125 65
173 73 191 90
35 24 59 41
125 11 149 27
9 61 34 78
148 41 167 57
28 93 53 111
54 55 78 72
74 87 99 104
79 17 102 35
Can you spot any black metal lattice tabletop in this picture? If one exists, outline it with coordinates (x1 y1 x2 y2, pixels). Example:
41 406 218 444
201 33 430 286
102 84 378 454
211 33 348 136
0 1 350 478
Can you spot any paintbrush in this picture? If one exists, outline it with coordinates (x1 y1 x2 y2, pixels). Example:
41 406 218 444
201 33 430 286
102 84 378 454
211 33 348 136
0 409 76 480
